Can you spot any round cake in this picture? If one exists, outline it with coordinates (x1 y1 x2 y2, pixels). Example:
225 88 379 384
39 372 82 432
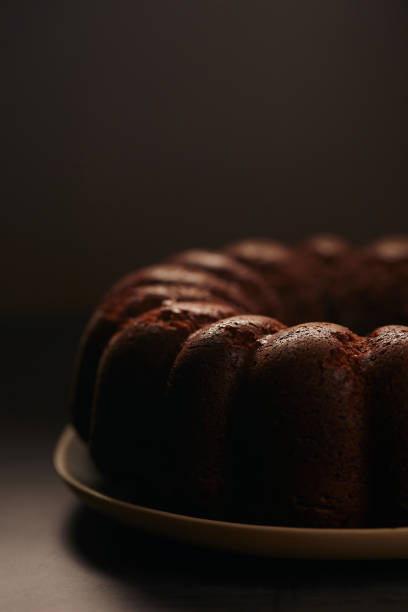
70 235 408 528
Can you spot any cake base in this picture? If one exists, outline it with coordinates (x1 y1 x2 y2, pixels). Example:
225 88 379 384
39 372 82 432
54 426 408 560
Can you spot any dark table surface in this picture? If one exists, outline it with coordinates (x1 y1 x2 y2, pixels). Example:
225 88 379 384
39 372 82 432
3 314 408 612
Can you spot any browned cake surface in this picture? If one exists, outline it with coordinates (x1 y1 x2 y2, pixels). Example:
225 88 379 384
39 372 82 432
105 264 256 312
363 325 408 526
242 323 368 527
71 283 234 439
90 302 239 480
166 249 281 317
224 238 325 324
334 236 408 334
163 315 285 518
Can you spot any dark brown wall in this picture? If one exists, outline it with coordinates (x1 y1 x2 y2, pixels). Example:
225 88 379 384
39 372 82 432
5 1 408 313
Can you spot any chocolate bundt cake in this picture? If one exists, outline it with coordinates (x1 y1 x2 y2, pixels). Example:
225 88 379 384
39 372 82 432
70 235 408 528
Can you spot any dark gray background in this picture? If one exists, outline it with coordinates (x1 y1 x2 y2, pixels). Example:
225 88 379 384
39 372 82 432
3 3 408 609
5 0 408 313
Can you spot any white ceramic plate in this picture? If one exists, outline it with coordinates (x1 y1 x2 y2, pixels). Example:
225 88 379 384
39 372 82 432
54 425 408 560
